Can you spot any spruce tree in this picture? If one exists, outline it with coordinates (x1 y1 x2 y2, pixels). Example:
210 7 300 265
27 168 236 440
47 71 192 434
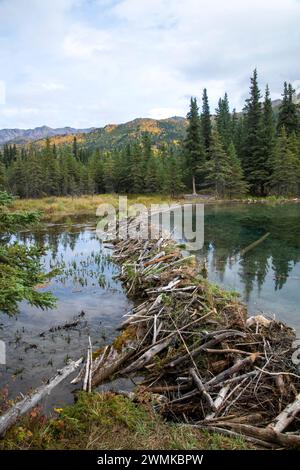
270 127 298 196
226 142 248 198
0 159 6 190
184 97 205 194
201 88 212 150
216 93 232 151
242 69 267 195
131 143 144 193
205 129 231 197
262 85 276 179
277 82 299 135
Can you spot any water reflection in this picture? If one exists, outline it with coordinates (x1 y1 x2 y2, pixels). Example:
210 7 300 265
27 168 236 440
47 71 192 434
197 203 300 331
0 218 132 408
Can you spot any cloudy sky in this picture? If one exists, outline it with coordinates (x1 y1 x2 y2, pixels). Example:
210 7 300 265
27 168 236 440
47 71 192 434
0 0 300 129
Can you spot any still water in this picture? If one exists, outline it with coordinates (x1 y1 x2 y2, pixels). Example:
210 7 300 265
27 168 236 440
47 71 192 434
197 202 300 331
0 202 300 408
0 218 133 408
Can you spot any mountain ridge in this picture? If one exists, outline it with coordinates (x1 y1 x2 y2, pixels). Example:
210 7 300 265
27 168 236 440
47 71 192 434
1 95 298 148
0 125 95 146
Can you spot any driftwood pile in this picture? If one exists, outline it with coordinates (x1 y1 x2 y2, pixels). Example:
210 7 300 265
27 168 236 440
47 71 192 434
1 234 300 448
88 236 300 449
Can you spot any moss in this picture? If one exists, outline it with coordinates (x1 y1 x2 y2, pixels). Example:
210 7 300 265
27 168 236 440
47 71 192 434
112 325 137 353
0 392 252 450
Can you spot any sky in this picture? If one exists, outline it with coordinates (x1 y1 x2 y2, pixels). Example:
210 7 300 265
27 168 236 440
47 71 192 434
0 0 300 129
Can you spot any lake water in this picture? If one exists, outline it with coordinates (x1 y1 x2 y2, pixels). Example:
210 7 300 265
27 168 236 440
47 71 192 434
0 202 300 409
196 202 300 332
0 218 133 408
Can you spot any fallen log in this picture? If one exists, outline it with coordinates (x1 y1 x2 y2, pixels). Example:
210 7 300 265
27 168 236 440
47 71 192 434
214 422 300 448
143 253 178 267
165 331 246 369
268 392 300 433
121 336 173 374
0 358 83 437
205 353 259 389
91 342 137 387
239 232 270 257
186 424 277 449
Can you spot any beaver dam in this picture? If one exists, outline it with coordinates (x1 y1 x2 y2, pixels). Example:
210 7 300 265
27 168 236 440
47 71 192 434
1 233 300 449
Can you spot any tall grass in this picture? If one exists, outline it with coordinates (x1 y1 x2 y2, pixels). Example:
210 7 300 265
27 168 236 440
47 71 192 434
10 194 182 219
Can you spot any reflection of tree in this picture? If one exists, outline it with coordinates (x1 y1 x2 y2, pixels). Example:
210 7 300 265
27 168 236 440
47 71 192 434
15 219 85 265
199 203 300 298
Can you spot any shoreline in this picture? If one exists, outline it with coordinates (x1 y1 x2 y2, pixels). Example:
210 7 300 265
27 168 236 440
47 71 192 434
9 194 300 220
1 223 300 450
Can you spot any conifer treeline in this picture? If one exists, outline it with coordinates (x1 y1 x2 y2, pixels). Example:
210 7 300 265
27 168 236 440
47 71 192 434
0 70 299 198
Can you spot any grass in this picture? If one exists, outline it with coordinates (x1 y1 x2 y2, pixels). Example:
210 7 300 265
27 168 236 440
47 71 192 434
0 392 251 450
10 195 180 220
10 194 299 221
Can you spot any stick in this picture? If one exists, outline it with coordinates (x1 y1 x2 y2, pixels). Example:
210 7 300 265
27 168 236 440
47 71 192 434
121 336 173 374
83 337 91 392
88 336 93 393
205 384 230 420
214 422 300 448
205 353 259 388
190 368 216 411
239 232 270 257
166 331 245 369
184 424 277 449
91 342 137 388
269 392 300 433
0 358 83 436
153 314 157 344
143 253 178 267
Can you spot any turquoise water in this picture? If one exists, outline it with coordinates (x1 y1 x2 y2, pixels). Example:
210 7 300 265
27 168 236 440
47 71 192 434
197 203 300 332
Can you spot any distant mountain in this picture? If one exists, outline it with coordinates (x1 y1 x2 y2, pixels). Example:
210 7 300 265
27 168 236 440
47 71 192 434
81 116 187 150
0 125 95 146
20 116 188 151
1 94 298 150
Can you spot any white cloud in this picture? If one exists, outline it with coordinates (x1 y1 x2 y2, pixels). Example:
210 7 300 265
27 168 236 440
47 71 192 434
148 107 184 119
41 82 66 91
0 81 6 105
0 0 300 128
63 25 111 58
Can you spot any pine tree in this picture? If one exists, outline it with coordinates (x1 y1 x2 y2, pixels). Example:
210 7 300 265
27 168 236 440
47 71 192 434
9 152 28 198
277 82 299 135
73 136 79 160
205 129 231 197
216 93 232 151
103 152 115 193
201 88 212 150
226 142 248 198
163 153 185 196
26 151 44 198
242 69 267 195
131 143 144 193
270 127 299 196
145 154 159 193
184 97 205 194
262 85 276 179
0 153 6 190
87 150 104 194
42 139 59 195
